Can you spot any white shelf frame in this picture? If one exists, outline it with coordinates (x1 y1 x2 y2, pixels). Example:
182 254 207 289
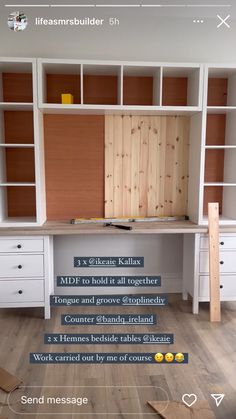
38 59 204 113
0 57 46 228
199 64 236 225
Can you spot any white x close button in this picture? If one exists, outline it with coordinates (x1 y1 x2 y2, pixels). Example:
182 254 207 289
217 14 231 28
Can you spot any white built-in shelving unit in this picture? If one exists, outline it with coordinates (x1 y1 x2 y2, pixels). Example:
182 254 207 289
1 58 236 227
0 58 45 227
37 59 203 115
199 65 236 225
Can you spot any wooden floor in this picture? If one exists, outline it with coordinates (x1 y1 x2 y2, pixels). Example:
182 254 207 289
0 295 236 419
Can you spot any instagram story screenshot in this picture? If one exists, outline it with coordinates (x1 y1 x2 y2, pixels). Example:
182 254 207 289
0 0 236 418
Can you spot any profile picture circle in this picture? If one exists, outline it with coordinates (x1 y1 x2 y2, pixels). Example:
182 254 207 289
8 11 28 32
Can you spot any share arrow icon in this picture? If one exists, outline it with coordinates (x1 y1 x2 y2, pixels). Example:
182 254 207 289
211 393 225 407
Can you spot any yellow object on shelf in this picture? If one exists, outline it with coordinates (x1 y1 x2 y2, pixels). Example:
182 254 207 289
61 93 74 104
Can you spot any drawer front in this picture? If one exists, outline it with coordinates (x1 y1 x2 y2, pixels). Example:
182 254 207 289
199 251 236 274
0 255 44 278
0 280 44 303
0 238 44 253
200 235 236 250
199 275 236 299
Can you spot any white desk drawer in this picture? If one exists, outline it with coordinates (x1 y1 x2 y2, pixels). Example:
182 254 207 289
199 251 236 274
199 275 236 299
0 255 44 278
200 235 236 250
0 280 44 303
0 239 44 253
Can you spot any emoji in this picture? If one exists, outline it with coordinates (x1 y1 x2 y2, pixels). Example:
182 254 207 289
154 352 164 363
175 353 184 363
165 352 174 363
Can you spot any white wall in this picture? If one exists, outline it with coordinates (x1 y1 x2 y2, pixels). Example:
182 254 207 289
1 2 236 62
54 235 183 295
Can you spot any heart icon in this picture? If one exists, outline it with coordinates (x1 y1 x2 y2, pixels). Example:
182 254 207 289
182 393 197 407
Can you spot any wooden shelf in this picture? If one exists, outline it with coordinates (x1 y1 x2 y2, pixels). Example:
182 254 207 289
204 183 236 187
40 103 201 116
0 183 36 186
0 217 37 225
205 145 236 149
0 103 33 110
0 143 35 148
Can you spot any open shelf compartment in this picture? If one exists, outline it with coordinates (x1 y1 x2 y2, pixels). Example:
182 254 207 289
203 185 236 223
83 64 121 105
0 186 37 224
0 60 33 104
207 67 236 107
162 66 200 107
204 148 236 184
42 62 82 104
0 109 34 145
123 65 161 106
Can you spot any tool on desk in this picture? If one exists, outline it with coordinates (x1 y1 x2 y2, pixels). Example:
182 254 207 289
104 222 132 231
70 215 189 224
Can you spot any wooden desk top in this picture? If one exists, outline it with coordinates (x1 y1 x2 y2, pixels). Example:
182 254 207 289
1 220 236 236
0 220 208 235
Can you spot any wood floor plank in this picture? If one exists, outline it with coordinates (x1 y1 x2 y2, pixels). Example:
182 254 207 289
0 299 235 418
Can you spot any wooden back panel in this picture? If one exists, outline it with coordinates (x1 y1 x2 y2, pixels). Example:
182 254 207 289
2 73 33 103
162 77 188 106
83 75 118 105
7 187 36 217
206 114 226 146
105 115 190 218
207 78 228 106
123 77 153 105
205 150 224 183
44 115 104 220
4 111 34 144
46 74 81 104
6 148 35 182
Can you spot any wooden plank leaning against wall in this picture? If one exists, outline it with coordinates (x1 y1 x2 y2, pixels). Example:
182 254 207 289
105 115 190 218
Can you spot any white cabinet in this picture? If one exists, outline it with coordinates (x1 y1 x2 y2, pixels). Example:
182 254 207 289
0 280 44 303
0 254 44 277
183 233 236 314
0 235 53 318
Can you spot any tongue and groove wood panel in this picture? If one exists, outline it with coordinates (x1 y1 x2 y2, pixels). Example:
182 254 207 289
44 115 104 220
105 115 190 218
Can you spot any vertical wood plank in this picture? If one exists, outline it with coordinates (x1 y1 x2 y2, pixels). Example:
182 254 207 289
208 202 221 322
122 116 132 216
174 116 190 215
158 117 166 216
105 115 114 218
147 116 159 216
113 116 123 217
139 117 149 216
164 116 176 216
130 116 140 216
